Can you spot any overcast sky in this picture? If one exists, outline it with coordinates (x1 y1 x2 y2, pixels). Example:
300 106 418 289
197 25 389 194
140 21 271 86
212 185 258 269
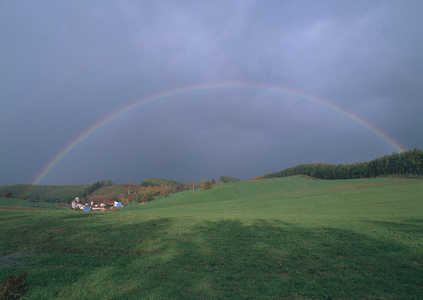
1 1 422 185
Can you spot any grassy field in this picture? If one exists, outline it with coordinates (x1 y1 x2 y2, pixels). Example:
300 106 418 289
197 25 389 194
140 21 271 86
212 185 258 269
127 176 423 217
0 177 422 299
0 198 65 210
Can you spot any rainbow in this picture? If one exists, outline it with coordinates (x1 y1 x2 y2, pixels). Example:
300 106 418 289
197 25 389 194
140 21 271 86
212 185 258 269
31 81 407 185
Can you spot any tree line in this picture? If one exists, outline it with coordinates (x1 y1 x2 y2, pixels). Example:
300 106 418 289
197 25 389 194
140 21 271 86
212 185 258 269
136 178 218 203
141 178 187 191
264 148 423 180
220 176 241 183
136 184 174 203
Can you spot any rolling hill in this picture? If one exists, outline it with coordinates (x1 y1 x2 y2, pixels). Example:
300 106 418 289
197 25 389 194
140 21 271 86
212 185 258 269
123 176 423 217
1 176 422 298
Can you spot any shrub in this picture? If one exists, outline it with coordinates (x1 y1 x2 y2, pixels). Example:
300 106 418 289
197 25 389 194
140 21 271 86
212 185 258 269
201 179 214 190
3 192 13 198
142 193 154 202
0 271 30 300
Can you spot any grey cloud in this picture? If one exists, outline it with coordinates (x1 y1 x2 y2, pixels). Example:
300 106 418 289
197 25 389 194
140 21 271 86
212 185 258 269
1 0 422 185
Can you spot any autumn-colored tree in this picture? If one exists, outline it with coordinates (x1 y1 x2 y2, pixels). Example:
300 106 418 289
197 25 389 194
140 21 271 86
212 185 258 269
205 181 214 190
160 184 169 198
3 191 13 198
145 185 160 196
141 193 153 202
201 179 214 190
201 179 207 189
120 197 130 206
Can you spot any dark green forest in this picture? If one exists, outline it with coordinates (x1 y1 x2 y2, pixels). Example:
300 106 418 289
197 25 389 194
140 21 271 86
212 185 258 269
220 176 241 183
264 148 423 180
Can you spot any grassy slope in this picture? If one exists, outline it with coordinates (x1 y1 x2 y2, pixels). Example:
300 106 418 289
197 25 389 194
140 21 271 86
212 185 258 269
125 177 422 217
0 198 64 210
0 177 422 299
89 185 127 195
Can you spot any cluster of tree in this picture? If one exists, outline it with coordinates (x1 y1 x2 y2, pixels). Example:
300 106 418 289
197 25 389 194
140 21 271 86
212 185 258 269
140 178 205 194
82 181 103 197
136 177 218 202
136 183 172 203
250 176 265 181
201 179 215 190
141 178 185 191
3 191 13 198
220 176 241 183
264 148 423 180
0 181 103 203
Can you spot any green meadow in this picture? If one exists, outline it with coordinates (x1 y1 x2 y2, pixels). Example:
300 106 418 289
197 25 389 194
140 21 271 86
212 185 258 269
0 198 63 210
1 177 422 299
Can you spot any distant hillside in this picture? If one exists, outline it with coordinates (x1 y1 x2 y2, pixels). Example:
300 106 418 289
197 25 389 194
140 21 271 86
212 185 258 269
141 178 186 191
0 181 102 203
86 183 141 204
123 176 423 216
264 148 423 180
0 197 65 210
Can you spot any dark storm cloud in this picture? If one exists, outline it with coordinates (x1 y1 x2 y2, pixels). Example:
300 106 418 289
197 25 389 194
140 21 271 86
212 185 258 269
1 1 422 185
